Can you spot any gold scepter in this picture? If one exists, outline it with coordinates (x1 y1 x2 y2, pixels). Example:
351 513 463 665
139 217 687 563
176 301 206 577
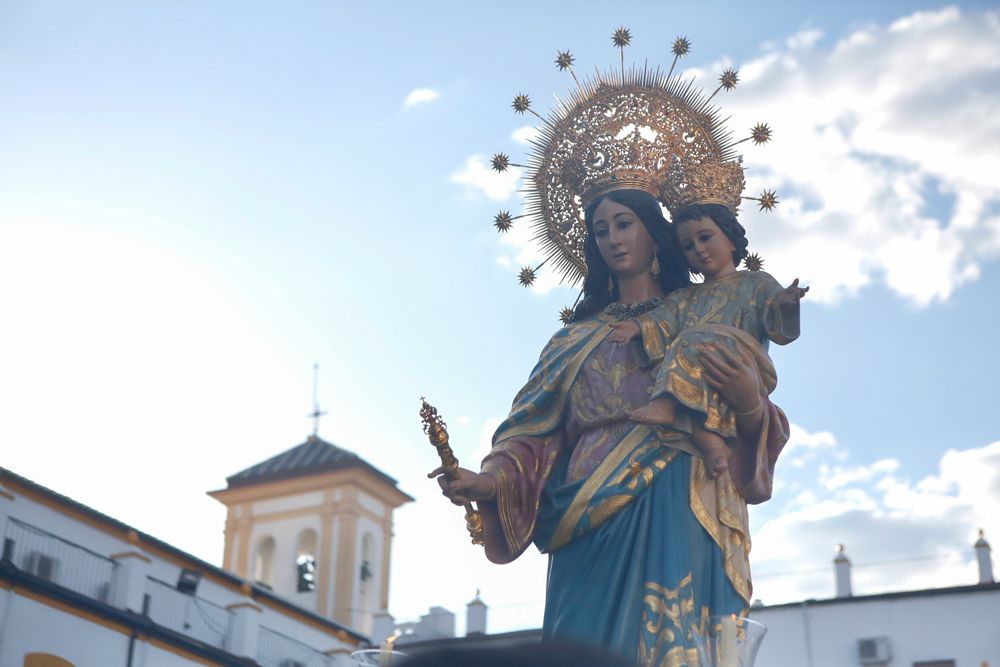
419 398 485 546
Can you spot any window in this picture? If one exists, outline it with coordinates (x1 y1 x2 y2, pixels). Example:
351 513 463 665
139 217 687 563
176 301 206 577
296 529 317 593
24 552 58 581
913 662 955 667
253 536 276 587
296 554 316 592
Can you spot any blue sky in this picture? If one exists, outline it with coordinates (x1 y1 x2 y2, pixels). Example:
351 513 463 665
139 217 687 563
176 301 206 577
2 0 999 630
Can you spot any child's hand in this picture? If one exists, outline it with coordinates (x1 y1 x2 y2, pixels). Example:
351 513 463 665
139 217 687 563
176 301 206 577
778 278 809 309
608 319 640 344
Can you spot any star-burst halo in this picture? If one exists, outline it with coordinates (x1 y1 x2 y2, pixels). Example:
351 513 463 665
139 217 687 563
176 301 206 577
521 68 750 285
488 29 778 292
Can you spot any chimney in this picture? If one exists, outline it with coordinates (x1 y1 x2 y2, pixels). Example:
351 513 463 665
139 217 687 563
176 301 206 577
834 543 852 598
371 610 396 645
466 589 488 635
974 529 994 584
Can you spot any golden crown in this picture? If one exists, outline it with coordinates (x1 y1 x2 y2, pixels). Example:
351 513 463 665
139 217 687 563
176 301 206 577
489 29 778 297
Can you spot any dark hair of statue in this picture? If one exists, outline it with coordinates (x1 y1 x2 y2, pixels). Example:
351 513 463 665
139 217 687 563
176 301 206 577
672 202 750 270
571 189 691 322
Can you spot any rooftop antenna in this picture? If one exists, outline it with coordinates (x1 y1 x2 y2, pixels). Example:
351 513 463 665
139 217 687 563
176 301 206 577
307 362 327 438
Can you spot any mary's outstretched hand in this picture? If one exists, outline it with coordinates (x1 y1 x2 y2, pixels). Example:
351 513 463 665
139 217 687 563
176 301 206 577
427 466 496 506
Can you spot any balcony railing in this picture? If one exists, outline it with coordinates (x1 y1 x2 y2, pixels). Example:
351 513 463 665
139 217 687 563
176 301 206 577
145 576 232 649
257 625 336 667
2 517 117 602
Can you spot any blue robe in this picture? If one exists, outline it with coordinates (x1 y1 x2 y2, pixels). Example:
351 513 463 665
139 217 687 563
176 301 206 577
477 308 788 665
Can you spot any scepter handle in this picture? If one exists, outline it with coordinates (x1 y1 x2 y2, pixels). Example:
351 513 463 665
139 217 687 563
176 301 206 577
420 398 485 546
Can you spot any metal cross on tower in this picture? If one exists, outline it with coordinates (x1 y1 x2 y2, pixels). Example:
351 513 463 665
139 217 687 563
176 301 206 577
308 362 327 437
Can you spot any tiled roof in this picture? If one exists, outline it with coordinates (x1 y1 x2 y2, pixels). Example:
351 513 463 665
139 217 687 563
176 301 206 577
225 435 401 490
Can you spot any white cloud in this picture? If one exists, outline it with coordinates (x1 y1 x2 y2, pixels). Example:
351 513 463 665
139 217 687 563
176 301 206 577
750 431 1000 604
449 155 522 201
511 125 540 145
724 6 1000 306
487 7 1000 307
785 423 837 454
403 88 440 110
786 28 823 50
819 458 900 490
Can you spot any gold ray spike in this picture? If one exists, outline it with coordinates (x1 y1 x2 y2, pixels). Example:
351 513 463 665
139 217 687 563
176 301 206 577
743 189 779 211
491 153 527 173
555 50 581 88
744 253 765 272
518 266 537 287
511 93 545 121
559 307 575 326
612 27 632 79
751 122 772 145
707 67 739 103
493 210 527 233
733 122 773 147
667 36 691 80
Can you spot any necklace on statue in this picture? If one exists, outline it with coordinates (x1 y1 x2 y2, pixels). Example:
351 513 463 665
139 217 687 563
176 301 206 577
604 296 664 321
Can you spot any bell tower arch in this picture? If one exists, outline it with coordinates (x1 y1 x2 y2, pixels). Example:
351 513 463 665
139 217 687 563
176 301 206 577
209 434 412 634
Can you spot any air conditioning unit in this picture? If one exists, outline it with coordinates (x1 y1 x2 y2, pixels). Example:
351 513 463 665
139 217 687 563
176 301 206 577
278 660 305 667
23 552 58 581
858 636 892 665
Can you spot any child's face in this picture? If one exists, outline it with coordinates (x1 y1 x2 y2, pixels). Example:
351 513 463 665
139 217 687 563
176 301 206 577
677 216 737 281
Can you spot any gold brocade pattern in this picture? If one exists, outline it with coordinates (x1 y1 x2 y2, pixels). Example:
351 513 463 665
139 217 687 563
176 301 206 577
688 453 754 604
548 425 653 550
637 573 707 667
586 494 634 527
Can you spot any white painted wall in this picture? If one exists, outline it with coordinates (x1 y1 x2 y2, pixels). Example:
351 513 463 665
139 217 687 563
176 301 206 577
0 592 132 667
751 588 1000 667
0 483 360 666
357 492 385 519
253 490 325 517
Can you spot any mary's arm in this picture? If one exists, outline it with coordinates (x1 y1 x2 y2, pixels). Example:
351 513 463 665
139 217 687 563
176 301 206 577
477 432 565 563
432 432 564 564
700 344 789 503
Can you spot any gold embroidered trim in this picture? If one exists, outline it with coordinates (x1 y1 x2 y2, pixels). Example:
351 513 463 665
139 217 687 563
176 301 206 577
549 424 652 550
499 317 614 441
639 315 666 363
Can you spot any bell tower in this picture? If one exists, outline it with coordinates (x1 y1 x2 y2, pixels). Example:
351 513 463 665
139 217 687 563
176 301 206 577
208 435 412 635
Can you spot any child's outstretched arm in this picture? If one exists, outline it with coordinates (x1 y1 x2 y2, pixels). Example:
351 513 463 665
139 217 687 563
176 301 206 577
773 277 809 341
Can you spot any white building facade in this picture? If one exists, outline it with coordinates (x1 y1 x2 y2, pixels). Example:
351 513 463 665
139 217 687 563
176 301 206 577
0 443 408 667
751 583 1000 667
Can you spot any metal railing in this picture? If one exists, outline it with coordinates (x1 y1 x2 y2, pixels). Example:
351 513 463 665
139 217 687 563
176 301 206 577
476 600 545 635
3 517 117 602
257 625 336 667
752 552 978 605
145 576 232 649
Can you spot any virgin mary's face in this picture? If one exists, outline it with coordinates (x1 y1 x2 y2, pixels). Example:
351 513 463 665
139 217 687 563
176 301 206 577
592 198 657 280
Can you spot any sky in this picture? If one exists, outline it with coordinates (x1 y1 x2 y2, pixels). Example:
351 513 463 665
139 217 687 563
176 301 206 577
2 0 1000 634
